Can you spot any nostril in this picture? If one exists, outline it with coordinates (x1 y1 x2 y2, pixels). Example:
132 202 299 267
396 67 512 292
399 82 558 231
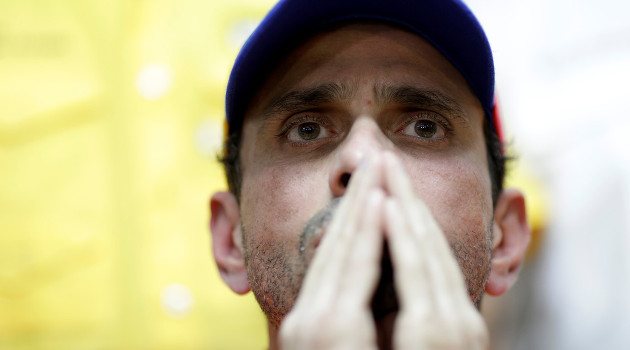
340 173 351 188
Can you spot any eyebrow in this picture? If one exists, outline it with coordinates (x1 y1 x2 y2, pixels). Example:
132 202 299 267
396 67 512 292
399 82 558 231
260 82 467 122
262 82 357 117
373 84 465 116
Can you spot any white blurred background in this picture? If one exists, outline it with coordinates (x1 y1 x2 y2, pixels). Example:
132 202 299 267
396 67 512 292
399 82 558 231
468 0 630 349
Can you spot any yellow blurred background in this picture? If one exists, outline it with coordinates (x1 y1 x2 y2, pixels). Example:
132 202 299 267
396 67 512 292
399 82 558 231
0 1 549 349
0 0 276 349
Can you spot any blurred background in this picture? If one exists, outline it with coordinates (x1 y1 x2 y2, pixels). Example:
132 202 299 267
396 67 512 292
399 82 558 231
1 0 629 349
0 0 272 349
470 0 630 349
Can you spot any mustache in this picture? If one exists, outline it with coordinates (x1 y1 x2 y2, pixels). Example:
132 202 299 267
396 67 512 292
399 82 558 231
297 197 398 320
299 198 341 254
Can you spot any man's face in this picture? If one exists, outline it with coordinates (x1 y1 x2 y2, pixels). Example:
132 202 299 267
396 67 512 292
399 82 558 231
238 23 493 326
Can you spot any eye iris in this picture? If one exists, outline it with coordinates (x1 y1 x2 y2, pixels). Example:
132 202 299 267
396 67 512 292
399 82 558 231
298 122 320 140
415 120 437 138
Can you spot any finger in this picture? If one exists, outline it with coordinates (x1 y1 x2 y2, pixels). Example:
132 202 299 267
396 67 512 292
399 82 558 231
382 153 469 312
297 155 384 305
381 152 420 207
383 198 430 312
316 154 382 254
338 188 385 309
381 154 488 348
382 152 464 288
381 152 451 275
383 191 485 349
283 158 385 350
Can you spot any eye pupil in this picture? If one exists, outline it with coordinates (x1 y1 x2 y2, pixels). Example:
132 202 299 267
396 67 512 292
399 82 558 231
415 120 437 138
298 122 320 140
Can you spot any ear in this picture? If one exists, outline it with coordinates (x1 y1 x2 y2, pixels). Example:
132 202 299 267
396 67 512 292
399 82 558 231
210 191 250 294
485 188 531 296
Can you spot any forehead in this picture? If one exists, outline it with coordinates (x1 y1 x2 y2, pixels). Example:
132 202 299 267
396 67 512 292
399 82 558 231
245 22 482 119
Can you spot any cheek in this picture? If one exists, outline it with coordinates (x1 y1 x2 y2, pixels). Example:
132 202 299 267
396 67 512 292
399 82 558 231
239 160 330 244
406 156 493 235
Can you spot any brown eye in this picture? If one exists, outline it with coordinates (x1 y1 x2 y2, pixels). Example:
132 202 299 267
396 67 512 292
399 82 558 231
415 120 438 138
286 121 330 142
401 117 446 140
297 122 321 140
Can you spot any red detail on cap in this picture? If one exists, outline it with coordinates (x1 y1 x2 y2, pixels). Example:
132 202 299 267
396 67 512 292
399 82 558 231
492 96 505 152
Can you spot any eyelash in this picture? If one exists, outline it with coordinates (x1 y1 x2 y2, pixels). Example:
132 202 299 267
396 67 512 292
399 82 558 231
400 112 453 136
275 114 332 138
273 111 452 147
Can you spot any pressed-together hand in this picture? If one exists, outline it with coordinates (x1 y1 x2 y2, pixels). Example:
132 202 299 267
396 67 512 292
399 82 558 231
279 154 386 350
279 152 489 350
382 153 489 349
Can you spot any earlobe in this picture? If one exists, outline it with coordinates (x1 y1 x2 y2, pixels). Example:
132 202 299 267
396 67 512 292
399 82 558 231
210 191 251 295
485 189 531 296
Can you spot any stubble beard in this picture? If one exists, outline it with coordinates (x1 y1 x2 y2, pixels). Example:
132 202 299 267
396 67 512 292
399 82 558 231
241 201 493 329
241 226 305 328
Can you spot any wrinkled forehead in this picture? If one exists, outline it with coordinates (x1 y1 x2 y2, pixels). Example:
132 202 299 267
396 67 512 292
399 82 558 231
225 0 497 138
244 21 480 122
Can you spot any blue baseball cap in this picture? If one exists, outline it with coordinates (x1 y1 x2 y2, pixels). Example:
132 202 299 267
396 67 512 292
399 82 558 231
225 0 500 138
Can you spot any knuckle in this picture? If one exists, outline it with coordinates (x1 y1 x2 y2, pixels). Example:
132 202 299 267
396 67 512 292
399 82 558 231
281 307 375 349
396 308 489 349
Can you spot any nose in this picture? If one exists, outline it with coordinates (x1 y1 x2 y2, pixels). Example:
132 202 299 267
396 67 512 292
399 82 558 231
329 117 393 197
